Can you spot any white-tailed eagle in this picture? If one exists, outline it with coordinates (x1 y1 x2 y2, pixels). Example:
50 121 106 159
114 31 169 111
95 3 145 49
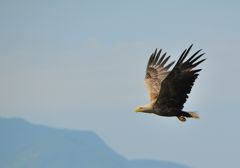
135 45 206 122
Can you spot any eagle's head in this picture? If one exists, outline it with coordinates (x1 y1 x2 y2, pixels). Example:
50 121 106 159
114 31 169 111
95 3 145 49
135 104 153 113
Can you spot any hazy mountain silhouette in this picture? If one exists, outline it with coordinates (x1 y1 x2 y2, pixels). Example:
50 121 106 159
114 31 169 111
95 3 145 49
0 117 190 168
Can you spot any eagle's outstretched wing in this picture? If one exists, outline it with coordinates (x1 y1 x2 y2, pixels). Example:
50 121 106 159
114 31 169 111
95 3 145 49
144 49 175 102
154 44 206 110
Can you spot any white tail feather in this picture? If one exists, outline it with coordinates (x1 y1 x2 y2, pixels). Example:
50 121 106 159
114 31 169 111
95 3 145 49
188 112 200 119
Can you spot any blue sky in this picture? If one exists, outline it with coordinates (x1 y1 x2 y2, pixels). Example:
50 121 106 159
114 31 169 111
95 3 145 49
1 1 240 167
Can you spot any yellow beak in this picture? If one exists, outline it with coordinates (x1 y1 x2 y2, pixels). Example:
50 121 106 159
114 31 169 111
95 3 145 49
135 107 141 112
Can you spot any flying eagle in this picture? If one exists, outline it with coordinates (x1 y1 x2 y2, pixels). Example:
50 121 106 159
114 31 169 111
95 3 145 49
135 45 206 122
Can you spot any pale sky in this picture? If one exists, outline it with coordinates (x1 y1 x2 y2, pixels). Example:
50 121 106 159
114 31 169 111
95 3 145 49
1 1 240 168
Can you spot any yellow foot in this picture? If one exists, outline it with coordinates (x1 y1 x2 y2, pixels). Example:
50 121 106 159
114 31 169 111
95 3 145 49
178 116 186 122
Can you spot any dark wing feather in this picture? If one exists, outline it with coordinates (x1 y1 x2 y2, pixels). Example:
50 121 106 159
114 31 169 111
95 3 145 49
144 49 175 102
154 44 206 110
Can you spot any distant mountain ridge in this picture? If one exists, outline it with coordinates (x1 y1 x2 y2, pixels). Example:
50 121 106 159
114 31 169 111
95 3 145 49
0 117 190 168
